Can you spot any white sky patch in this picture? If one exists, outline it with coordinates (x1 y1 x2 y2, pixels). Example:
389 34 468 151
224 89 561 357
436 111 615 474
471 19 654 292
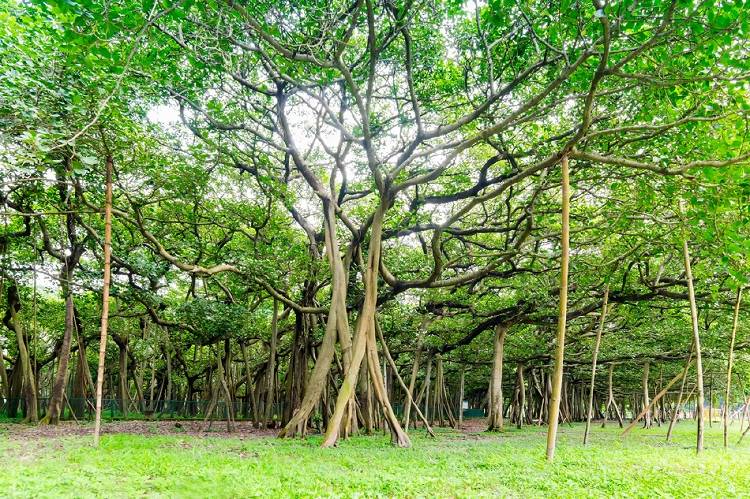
147 104 181 125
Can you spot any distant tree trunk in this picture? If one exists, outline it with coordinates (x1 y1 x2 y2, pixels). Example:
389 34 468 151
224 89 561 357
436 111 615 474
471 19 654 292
623 366 690 436
725 287 742 448
0 350 9 405
164 342 172 403
422 355 432 424
458 367 465 429
708 376 713 428
546 154 570 462
240 342 258 424
682 239 705 453
487 324 507 431
202 346 235 432
264 298 279 427
666 347 693 442
514 362 525 429
402 326 425 430
642 361 652 429
114 335 129 417
584 285 609 444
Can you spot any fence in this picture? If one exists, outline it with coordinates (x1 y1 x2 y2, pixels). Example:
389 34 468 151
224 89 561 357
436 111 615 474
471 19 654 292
0 398 488 422
0 397 286 422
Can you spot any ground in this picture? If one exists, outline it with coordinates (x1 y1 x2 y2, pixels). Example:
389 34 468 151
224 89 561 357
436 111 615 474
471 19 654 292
1 419 748 497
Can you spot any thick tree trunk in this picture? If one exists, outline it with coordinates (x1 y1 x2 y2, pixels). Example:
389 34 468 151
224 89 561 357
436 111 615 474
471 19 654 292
279 204 347 438
546 154 570 462
487 324 507 431
284 305 310 426
322 203 409 448
3 284 38 422
421 356 432 423
114 336 129 417
45 287 75 424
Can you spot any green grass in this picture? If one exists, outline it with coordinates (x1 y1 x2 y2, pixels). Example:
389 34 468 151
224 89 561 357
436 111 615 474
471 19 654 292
1 421 748 497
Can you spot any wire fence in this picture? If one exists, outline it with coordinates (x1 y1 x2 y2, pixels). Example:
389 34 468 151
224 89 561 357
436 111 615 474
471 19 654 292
0 397 286 421
0 397 502 422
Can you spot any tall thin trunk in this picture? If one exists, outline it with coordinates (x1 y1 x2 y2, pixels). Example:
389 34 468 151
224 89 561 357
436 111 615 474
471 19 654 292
422 356 432 423
240 342 257 424
164 341 172 403
375 321 433 436
666 345 693 442
403 325 425 430
264 298 279 427
115 336 128 417
458 367 465 429
725 287 742 448
682 239 705 453
515 362 525 429
642 361 651 428
546 154 570 462
584 285 609 444
487 324 507 431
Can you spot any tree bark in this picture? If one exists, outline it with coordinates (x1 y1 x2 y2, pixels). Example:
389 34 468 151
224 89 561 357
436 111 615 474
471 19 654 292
515 362 525 429
458 367 465 429
45 290 75 424
3 284 38 422
584 285 609 444
487 324 507 431
278 204 346 438
403 323 426 430
94 154 113 445
546 154 570 462
264 298 279 427
642 361 652 429
322 203 409 448
682 239 705 453
724 287 742 447
375 320 434 436
623 364 691 436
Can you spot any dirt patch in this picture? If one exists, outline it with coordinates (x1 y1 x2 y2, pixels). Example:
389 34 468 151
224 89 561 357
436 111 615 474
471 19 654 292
0 420 281 440
1 417 496 441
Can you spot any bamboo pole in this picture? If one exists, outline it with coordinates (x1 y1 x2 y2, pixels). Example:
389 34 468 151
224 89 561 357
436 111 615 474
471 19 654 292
94 155 114 447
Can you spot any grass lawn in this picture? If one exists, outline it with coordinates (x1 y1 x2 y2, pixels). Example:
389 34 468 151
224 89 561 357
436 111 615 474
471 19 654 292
1 420 748 497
